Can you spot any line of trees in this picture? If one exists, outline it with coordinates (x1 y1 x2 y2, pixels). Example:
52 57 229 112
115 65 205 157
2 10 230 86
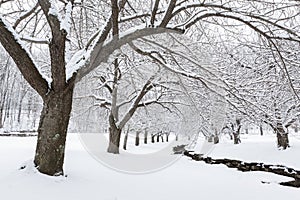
0 0 299 176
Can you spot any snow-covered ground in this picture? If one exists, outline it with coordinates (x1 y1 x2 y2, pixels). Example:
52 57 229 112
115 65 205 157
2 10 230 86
0 133 299 200
205 134 300 169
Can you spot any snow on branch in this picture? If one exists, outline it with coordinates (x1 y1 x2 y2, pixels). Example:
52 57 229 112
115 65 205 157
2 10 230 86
41 0 73 34
73 26 183 83
0 15 52 89
66 49 91 81
60 1 72 34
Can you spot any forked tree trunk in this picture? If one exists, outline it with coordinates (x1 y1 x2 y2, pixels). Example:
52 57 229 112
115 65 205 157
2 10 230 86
166 133 169 142
34 87 74 176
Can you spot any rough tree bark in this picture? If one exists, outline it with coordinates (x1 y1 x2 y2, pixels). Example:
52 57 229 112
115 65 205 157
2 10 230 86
107 114 122 154
34 86 74 175
274 125 289 150
274 107 289 149
233 119 241 144
0 0 77 175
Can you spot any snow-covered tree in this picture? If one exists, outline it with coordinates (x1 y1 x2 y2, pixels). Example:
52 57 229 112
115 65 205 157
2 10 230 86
0 0 299 175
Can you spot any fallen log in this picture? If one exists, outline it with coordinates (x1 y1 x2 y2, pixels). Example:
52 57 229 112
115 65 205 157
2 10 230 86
183 151 300 188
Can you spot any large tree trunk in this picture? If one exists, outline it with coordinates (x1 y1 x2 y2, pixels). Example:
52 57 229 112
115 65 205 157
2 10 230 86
275 126 289 150
277 133 289 149
107 128 122 154
233 133 240 144
107 114 122 154
34 87 74 176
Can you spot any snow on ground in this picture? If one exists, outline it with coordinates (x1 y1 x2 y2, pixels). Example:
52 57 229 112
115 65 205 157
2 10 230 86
199 133 300 169
0 133 299 200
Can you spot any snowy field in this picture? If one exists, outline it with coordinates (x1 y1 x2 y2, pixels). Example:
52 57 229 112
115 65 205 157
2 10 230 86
0 133 299 200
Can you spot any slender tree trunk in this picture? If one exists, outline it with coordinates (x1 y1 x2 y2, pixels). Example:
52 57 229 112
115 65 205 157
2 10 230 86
156 134 160 142
34 87 74 176
213 135 219 144
175 134 178 141
233 119 241 144
123 127 129 150
144 129 148 144
273 106 289 149
294 126 298 133
166 133 169 142
123 132 128 150
151 134 155 143
260 125 263 136
0 107 3 128
135 131 140 146
17 92 26 123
